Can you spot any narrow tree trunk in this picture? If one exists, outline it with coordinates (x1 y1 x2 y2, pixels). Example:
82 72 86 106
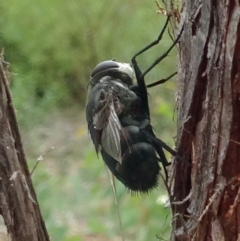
0 54 50 241
170 1 240 240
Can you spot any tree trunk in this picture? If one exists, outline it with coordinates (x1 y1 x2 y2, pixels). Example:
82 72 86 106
0 54 50 241
169 1 240 240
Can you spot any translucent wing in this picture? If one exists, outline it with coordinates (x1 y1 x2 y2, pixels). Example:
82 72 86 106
87 79 137 164
101 102 122 164
93 98 123 164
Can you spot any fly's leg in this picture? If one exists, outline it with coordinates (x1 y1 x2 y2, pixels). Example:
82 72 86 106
132 16 170 61
131 15 183 81
147 72 177 88
131 16 170 82
131 16 182 113
141 26 183 79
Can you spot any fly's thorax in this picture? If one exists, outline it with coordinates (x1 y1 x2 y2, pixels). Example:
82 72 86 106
89 77 136 108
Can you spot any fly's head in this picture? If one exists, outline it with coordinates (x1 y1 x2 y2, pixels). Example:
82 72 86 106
89 60 136 88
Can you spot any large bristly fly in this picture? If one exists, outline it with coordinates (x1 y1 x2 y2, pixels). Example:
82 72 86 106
86 16 182 193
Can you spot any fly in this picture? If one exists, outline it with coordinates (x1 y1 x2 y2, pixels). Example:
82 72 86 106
86 16 183 193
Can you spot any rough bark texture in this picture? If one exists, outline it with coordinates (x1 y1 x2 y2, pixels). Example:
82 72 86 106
169 1 240 241
0 56 50 241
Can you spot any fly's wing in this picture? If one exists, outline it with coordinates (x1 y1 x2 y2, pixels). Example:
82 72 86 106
87 82 123 164
99 102 122 164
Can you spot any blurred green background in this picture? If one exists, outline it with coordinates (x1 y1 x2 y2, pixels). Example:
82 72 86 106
0 0 178 240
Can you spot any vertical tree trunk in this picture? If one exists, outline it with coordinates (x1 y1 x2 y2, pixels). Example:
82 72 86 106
170 1 240 240
0 55 50 241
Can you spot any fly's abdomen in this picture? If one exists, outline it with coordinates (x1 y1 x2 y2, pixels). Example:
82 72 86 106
102 125 160 192
119 142 160 192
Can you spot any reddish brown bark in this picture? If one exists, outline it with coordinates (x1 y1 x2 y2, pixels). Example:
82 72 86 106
169 1 240 241
0 55 50 241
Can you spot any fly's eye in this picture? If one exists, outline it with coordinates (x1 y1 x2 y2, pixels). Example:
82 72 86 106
91 60 119 78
